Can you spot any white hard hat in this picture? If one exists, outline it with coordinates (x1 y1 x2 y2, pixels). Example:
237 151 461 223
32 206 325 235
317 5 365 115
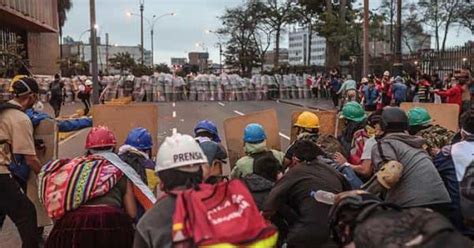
361 77 369 83
383 71 390 76
155 133 208 172
85 80 93 86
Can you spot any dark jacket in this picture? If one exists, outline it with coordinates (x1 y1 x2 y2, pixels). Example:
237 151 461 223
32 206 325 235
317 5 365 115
134 195 176 248
243 173 274 210
263 161 350 247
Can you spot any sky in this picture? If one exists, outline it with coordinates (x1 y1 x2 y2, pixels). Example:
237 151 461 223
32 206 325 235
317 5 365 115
62 0 473 65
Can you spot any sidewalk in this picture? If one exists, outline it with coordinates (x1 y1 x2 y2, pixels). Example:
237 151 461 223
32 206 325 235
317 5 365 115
276 98 336 111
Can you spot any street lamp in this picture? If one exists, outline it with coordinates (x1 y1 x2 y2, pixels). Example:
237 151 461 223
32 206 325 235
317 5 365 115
205 29 224 74
77 25 99 61
195 42 208 52
127 11 175 66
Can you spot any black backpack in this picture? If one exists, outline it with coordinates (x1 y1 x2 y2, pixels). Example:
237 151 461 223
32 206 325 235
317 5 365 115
250 150 278 172
353 203 472 248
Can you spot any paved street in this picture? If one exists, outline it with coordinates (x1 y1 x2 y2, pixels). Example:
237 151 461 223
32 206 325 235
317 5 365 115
0 98 334 246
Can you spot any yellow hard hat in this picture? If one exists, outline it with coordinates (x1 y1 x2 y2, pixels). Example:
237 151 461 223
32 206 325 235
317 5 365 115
295 111 320 129
9 75 27 92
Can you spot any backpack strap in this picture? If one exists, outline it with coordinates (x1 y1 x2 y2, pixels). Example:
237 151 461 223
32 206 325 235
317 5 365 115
0 103 23 166
376 139 399 163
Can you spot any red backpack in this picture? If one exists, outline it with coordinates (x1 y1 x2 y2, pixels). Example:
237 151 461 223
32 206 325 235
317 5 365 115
172 179 278 247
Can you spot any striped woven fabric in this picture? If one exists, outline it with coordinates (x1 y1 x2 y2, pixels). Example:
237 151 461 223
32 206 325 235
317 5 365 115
38 155 123 220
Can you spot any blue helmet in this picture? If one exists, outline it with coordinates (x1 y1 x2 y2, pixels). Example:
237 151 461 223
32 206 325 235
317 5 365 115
194 120 221 143
125 127 153 150
243 123 266 143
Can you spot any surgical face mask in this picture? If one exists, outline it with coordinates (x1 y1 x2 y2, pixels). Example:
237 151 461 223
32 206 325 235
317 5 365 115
32 101 43 111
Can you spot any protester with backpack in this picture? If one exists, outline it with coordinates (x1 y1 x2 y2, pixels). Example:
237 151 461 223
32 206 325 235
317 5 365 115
407 107 455 157
433 111 474 237
48 74 64 117
134 133 207 247
242 154 288 247
0 77 43 248
230 123 284 178
366 107 451 212
77 79 92 115
263 140 351 247
336 102 369 165
40 126 150 248
335 110 384 180
284 111 320 167
194 120 228 183
119 127 157 192
149 133 278 247
328 190 472 248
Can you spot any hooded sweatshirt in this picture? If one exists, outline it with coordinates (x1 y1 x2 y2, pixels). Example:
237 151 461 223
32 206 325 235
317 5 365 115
371 133 451 207
230 141 284 179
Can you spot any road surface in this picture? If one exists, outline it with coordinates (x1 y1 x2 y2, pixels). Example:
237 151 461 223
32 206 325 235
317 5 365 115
0 98 334 246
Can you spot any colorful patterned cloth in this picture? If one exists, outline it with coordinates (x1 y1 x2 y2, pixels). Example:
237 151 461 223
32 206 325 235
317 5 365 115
38 155 123 220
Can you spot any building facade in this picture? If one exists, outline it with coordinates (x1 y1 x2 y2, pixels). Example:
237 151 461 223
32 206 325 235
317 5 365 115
188 52 209 72
263 48 289 70
171 57 187 66
0 0 60 75
62 38 153 73
288 28 326 66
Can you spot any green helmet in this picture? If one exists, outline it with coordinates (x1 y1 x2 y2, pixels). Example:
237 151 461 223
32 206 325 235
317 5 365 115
340 102 367 122
407 107 432 126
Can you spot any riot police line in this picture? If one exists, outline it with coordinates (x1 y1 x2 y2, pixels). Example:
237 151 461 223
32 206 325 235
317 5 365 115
0 72 316 103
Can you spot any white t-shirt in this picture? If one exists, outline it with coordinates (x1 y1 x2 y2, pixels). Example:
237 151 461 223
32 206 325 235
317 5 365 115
361 137 377 160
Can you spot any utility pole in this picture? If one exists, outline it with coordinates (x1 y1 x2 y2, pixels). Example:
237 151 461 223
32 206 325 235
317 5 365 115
90 0 99 104
150 28 154 66
363 0 369 77
105 33 109 74
219 43 223 74
393 0 403 76
140 0 144 65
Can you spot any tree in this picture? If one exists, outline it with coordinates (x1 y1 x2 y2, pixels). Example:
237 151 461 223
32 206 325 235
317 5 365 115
58 0 73 57
132 64 152 77
155 63 171 74
417 0 467 53
260 0 297 68
218 2 267 76
298 0 357 70
109 52 136 74
0 36 30 78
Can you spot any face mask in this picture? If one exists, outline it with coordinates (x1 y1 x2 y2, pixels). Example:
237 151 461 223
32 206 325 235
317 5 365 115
33 100 44 111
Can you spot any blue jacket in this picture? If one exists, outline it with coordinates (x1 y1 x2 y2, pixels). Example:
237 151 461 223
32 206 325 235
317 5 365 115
363 86 378 106
392 82 407 102
330 78 341 92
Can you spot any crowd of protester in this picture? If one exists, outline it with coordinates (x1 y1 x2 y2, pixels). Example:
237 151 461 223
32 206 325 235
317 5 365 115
0 73 473 248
